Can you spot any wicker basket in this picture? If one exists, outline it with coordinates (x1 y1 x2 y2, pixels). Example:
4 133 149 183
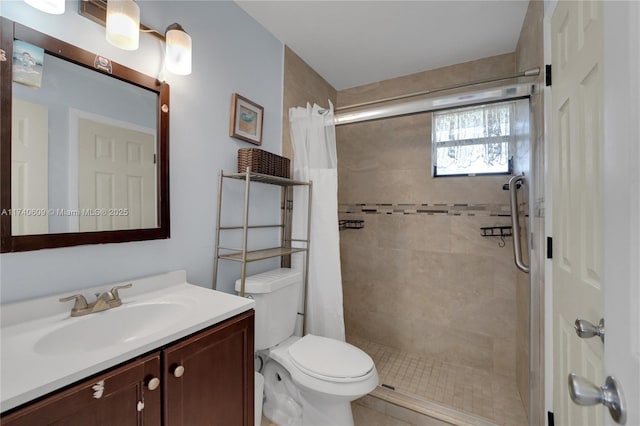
237 148 290 178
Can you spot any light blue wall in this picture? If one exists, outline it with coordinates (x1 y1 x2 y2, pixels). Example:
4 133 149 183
0 1 285 302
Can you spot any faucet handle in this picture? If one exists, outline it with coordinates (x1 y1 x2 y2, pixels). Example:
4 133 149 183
59 294 89 314
110 283 132 302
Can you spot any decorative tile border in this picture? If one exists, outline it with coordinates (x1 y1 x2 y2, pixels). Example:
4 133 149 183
338 203 518 217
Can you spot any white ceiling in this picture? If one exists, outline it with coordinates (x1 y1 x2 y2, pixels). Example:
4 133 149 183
236 1 530 90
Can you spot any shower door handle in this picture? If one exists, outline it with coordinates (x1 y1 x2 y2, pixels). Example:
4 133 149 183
508 175 529 273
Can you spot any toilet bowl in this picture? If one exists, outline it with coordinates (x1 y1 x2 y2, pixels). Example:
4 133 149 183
237 269 378 425
263 361 303 425
263 335 378 425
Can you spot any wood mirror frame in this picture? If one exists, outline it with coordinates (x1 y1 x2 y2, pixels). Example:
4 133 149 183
0 18 170 252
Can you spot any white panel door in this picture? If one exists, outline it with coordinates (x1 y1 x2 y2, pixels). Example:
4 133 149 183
551 1 604 424
11 99 48 235
551 1 640 425
78 118 156 232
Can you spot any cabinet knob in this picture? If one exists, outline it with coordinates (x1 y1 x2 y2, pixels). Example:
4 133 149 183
146 377 160 391
172 365 185 378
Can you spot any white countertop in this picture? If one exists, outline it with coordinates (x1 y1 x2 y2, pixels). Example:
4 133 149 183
0 270 254 412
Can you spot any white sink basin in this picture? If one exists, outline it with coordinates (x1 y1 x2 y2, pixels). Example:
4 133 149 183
33 302 189 355
1 271 255 413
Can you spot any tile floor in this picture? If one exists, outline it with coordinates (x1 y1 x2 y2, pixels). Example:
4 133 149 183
349 336 528 426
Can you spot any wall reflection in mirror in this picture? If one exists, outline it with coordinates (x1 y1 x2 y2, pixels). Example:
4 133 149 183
11 44 158 236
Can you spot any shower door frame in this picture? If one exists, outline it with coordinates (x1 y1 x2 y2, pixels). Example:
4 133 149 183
526 94 544 426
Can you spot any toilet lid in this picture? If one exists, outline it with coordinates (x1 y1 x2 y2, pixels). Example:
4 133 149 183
288 335 374 380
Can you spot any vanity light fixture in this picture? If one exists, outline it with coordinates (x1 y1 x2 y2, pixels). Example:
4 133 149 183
164 23 192 76
140 23 192 76
24 0 65 14
78 0 192 75
105 0 140 51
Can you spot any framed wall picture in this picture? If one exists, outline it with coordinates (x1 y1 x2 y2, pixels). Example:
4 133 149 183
13 40 45 88
229 93 264 145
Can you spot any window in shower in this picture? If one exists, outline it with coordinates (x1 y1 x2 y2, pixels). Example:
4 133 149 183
432 100 514 176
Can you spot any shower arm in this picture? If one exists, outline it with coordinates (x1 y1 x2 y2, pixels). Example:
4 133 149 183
508 175 530 274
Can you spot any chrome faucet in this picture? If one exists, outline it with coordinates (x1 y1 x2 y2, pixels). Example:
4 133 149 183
59 284 132 317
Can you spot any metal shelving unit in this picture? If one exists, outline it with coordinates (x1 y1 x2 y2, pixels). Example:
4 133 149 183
212 168 312 308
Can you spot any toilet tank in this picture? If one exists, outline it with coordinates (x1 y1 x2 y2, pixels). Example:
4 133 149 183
235 268 302 351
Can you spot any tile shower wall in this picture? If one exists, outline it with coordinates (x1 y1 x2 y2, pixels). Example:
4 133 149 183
282 47 338 165
340 212 517 378
336 54 521 380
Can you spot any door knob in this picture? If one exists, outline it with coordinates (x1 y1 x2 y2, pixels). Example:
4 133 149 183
574 318 605 343
568 373 626 424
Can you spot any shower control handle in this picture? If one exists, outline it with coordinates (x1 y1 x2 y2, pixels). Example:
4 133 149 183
574 318 604 343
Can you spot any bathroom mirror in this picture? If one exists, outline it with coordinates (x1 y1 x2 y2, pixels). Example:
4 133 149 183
0 18 170 252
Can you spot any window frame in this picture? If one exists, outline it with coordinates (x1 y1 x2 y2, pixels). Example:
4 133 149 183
431 100 515 178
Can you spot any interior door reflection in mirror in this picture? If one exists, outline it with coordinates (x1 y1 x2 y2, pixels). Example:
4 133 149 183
12 52 158 235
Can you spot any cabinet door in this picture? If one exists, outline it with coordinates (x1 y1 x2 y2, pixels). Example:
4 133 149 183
163 310 254 426
1 353 161 426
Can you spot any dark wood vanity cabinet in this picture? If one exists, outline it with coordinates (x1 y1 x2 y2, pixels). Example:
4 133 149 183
1 354 162 426
163 309 255 426
1 310 255 426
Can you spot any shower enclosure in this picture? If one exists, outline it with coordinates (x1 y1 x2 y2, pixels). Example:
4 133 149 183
335 83 542 426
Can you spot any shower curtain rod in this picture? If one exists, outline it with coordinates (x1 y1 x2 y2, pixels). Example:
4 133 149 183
335 67 540 112
333 82 535 126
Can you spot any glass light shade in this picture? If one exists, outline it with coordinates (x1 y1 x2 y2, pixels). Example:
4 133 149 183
106 0 140 51
165 24 192 75
24 0 65 14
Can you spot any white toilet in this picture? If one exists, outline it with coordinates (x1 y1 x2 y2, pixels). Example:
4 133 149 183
236 268 378 426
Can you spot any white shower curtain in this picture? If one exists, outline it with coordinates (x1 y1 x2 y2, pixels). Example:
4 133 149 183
289 101 345 342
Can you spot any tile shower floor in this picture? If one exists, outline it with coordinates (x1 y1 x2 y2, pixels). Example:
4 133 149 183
350 336 528 426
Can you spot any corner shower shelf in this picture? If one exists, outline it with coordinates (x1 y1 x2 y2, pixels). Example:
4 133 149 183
339 219 364 230
480 226 513 238
212 168 312 309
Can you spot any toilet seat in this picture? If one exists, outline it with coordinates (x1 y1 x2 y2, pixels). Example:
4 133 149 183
288 335 374 382
269 336 379 400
